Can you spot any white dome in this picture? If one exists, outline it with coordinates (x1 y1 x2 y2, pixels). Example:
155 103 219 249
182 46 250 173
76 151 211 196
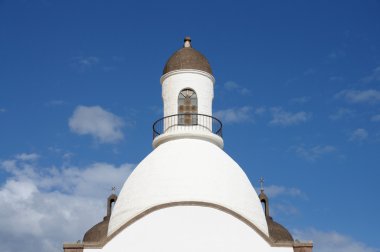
108 138 268 236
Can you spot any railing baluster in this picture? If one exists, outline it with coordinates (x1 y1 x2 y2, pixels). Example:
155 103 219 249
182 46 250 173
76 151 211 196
153 113 223 140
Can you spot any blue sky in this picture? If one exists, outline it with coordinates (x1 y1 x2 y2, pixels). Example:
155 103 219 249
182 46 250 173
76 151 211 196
1 0 380 251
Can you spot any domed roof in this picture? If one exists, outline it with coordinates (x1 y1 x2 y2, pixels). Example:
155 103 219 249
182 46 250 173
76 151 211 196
83 194 117 243
163 37 213 75
259 188 293 243
266 216 294 243
83 216 109 243
108 138 268 237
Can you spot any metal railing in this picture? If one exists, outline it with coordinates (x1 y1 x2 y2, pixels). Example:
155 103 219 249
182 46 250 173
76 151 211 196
153 113 223 140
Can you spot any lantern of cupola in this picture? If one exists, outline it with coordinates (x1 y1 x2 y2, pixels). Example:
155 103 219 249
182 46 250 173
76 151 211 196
153 37 223 148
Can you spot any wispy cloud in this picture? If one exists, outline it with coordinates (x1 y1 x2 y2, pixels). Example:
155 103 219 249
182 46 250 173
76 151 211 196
15 153 39 161
335 89 380 104
223 81 251 95
293 228 379 252
303 68 317 76
254 106 266 115
292 145 336 162
349 128 368 142
69 105 124 144
290 96 310 104
70 56 100 72
371 114 380 122
258 185 305 199
45 100 65 107
0 154 133 252
255 184 305 216
361 66 380 83
328 50 346 60
214 106 253 124
0 108 6 113
329 108 355 121
272 202 299 216
149 105 163 116
269 107 311 126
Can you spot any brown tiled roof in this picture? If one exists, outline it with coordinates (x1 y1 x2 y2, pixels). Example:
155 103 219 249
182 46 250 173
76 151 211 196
266 216 294 242
82 193 117 243
163 47 212 75
83 216 109 243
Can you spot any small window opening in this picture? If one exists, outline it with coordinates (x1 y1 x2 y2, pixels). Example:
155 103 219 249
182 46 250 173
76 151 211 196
178 88 198 125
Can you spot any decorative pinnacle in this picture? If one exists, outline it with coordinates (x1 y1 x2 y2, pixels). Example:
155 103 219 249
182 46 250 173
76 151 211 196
184 36 192 48
259 177 264 192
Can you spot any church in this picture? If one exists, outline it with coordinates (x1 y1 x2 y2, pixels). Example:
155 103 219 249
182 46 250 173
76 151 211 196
63 37 313 252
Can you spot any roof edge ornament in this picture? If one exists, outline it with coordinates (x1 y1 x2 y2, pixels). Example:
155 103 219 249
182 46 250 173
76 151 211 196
184 36 192 48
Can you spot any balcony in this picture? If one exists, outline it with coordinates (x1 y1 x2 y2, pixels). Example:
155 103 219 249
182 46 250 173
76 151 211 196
152 113 223 145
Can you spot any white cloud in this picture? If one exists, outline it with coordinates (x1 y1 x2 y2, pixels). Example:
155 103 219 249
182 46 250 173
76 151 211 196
293 145 336 162
69 105 124 143
349 128 368 142
15 153 39 161
293 228 379 252
270 107 311 126
0 155 133 252
371 114 380 122
329 108 355 121
223 81 250 95
214 106 253 124
335 89 380 104
361 66 380 83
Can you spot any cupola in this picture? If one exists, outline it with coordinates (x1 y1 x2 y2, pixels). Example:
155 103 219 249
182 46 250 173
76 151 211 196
153 37 223 149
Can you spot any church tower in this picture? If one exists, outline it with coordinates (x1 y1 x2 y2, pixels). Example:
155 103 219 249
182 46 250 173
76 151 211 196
63 37 313 252
153 36 223 149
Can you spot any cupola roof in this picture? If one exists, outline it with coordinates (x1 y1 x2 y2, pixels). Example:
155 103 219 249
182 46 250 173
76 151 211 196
163 37 213 75
259 182 294 243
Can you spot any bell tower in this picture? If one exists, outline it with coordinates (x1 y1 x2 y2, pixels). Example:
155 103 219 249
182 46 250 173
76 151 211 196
153 37 223 149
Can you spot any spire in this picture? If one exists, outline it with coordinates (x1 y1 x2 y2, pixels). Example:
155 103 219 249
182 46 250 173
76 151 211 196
258 177 269 217
259 177 264 192
107 187 118 218
184 36 192 48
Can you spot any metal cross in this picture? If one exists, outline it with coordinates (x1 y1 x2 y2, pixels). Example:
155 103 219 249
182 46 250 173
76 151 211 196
111 186 116 193
259 177 264 191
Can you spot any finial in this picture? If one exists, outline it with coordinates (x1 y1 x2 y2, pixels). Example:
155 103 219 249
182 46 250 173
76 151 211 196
259 177 269 217
107 188 118 217
184 36 192 48
259 177 264 192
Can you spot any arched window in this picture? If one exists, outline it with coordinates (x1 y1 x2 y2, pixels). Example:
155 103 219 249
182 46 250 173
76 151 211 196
178 88 197 125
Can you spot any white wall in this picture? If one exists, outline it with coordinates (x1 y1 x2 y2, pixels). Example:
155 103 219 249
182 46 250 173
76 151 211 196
108 139 267 236
85 206 293 252
161 70 214 117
